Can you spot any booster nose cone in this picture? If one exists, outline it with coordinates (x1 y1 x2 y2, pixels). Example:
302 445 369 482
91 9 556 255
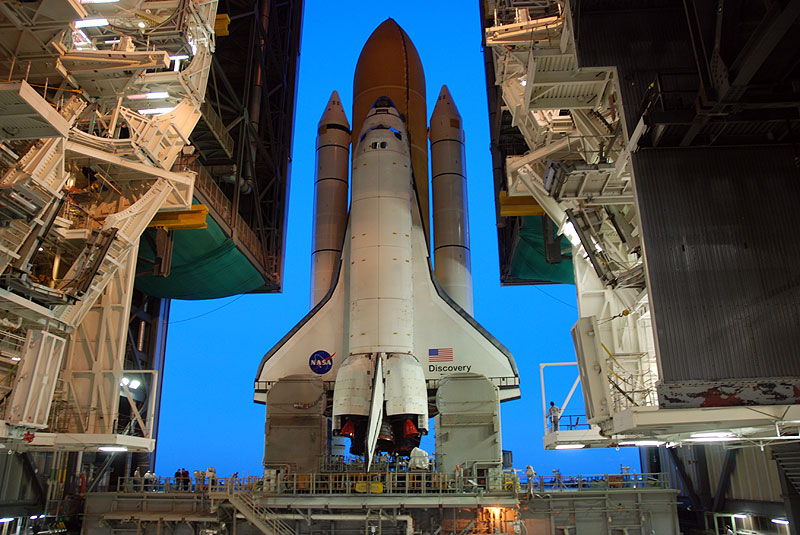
318 90 350 130
431 85 461 120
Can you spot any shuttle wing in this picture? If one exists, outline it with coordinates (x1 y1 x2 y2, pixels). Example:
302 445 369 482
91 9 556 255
408 194 520 401
253 238 350 403
255 192 519 403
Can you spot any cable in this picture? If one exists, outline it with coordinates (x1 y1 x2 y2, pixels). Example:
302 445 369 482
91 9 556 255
168 294 246 324
533 286 576 310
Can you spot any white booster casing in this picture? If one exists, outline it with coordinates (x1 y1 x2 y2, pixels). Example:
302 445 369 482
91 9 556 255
331 353 372 428
311 92 350 307
429 86 473 314
385 354 428 426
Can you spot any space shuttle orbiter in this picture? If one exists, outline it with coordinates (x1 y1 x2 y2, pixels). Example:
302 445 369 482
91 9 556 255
254 20 519 462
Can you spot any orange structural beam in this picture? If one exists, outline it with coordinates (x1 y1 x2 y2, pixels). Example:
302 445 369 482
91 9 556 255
215 14 231 37
498 191 545 217
148 204 209 230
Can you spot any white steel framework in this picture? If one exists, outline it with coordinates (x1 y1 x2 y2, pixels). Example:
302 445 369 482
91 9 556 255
486 1 800 450
0 0 218 456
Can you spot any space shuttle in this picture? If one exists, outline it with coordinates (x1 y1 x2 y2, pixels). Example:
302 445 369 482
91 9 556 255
254 20 519 462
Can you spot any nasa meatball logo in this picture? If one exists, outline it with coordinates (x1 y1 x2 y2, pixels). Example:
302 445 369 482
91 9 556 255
309 350 334 374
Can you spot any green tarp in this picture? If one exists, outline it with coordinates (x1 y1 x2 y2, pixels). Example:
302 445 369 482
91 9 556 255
135 215 266 300
509 216 575 285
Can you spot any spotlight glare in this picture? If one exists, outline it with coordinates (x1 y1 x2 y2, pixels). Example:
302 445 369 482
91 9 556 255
74 18 108 28
127 92 169 100
690 431 733 439
619 440 665 447
138 107 175 115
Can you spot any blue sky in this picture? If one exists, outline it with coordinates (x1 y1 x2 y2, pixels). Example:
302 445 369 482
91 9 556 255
155 0 639 478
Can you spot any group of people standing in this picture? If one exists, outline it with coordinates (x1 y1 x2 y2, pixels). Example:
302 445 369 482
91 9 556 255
172 467 218 491
131 468 157 491
173 468 192 490
127 466 221 492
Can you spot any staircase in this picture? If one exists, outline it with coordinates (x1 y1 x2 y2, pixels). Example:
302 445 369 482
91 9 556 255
227 492 295 535
772 444 800 494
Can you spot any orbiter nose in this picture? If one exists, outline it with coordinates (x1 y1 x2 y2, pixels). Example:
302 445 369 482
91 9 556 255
353 18 429 236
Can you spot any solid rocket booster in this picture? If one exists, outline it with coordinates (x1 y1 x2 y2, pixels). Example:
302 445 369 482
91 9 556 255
311 92 350 307
430 86 473 314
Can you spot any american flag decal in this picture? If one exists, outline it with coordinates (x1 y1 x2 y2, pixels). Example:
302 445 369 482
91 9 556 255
428 348 454 362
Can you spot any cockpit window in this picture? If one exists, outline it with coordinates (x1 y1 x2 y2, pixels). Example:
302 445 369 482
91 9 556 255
359 125 403 143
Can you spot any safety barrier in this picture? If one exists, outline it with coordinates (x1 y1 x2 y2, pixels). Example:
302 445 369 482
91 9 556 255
111 471 669 495
526 472 669 492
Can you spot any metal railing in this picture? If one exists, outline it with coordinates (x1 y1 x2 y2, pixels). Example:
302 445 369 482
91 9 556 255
115 472 454 495
605 350 659 412
180 158 268 268
274 471 453 495
111 471 670 496
232 491 295 535
550 414 592 431
525 472 669 492
198 100 234 158
637 72 701 118
0 329 25 359
490 4 562 31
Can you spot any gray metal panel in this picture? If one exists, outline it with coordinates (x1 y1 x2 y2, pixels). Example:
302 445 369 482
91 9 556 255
632 146 800 382
572 1 696 138
434 374 502 475
703 444 782 503
264 375 328 473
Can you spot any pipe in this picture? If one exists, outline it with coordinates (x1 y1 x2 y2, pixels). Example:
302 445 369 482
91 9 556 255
266 513 413 535
243 0 270 199
218 171 252 194
50 250 60 288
